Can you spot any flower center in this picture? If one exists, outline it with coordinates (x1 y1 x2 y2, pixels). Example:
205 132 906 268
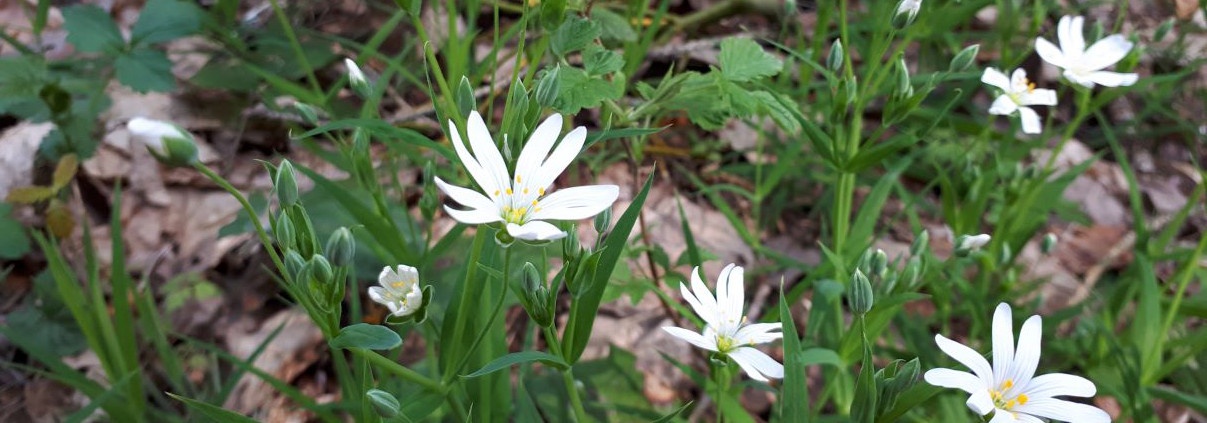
492 173 548 224
715 334 736 352
990 379 1029 410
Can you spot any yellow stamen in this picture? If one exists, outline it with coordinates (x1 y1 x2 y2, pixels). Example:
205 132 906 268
516 175 522 183
538 187 546 196
523 188 529 194
1002 380 1013 389
493 190 500 196
506 188 513 195
531 200 538 206
1017 394 1028 405
1026 82 1036 93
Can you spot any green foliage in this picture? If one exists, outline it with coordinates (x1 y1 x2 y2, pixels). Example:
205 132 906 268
330 324 403 350
0 204 31 259
62 5 124 53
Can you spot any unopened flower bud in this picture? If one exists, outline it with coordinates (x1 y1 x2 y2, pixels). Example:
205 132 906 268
292 102 321 125
308 255 334 285
127 117 199 167
520 262 553 327
284 250 306 280
274 214 296 250
847 269 874 315
893 0 921 29
345 58 372 98
535 67 561 107
827 40 845 72
325 227 355 267
870 249 888 280
910 230 930 256
593 208 612 234
949 44 979 72
1041 233 1058 254
365 389 400 418
275 160 299 207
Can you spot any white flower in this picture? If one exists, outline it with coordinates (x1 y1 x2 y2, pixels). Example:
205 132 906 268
1035 15 1138 88
127 117 186 156
662 264 784 382
924 303 1111 422
958 234 992 251
434 111 619 241
981 68 1057 134
368 265 424 317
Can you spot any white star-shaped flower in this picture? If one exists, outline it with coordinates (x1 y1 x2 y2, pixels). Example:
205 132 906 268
368 265 424 317
662 264 784 382
982 68 1057 134
924 303 1111 422
435 111 619 241
1035 15 1138 88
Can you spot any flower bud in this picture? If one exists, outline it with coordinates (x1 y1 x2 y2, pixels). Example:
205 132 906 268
847 269 874 315
1041 233 1058 254
892 0 921 29
593 207 612 234
870 249 888 280
520 262 553 327
274 213 296 250
456 76 476 119
325 227 355 267
895 58 913 99
948 44 979 73
345 58 372 98
127 117 199 167
284 250 307 280
365 389 400 418
308 255 334 285
955 233 991 257
1000 241 1013 263
827 40 844 72
535 67 561 107
902 256 923 289
275 160 299 207
292 102 321 125
910 230 929 256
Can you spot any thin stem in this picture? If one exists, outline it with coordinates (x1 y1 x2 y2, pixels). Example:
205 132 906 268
545 327 590 422
443 230 488 381
351 348 445 393
446 247 513 381
267 0 323 97
194 164 286 278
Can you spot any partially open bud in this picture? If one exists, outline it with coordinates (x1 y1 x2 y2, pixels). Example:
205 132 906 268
365 389 400 418
345 58 372 98
127 117 198 167
948 44 980 73
892 0 921 29
955 233 991 257
827 40 845 72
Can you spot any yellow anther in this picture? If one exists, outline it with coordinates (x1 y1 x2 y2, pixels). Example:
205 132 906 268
1002 380 1014 389
493 190 500 196
1017 394 1028 405
523 188 529 194
516 175 522 183
1026 82 1036 93
538 187 546 196
531 200 538 206
506 188 513 195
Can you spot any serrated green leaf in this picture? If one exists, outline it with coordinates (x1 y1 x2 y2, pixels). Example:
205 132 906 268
583 44 624 76
552 66 624 115
62 5 124 53
115 49 176 92
551 16 600 57
330 324 401 350
463 351 568 378
592 8 637 42
718 37 781 82
130 0 202 46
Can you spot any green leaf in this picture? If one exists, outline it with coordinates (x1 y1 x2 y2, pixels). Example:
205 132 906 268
562 171 655 364
130 0 202 45
51 154 79 189
294 119 454 162
779 285 810 422
552 66 624 115
5 186 56 204
651 401 693 423
62 5 124 53
584 125 666 150
329 324 401 350
583 44 624 76
463 351 569 378
592 8 637 42
551 16 600 57
539 0 567 30
799 347 843 367
851 335 878 423
718 37 781 82
0 204 31 259
167 393 258 423
115 48 176 93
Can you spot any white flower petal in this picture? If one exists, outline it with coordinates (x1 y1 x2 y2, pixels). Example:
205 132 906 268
981 68 1011 91
1018 107 1042 134
1023 373 1096 399
1014 398 1111 423
447 120 498 197
1035 37 1066 69
529 185 619 221
1018 89 1057 106
466 111 511 196
966 389 995 415
1086 71 1138 87
989 95 1019 116
678 282 712 328
434 176 498 212
1009 315 1043 389
722 264 744 324
935 334 994 386
1063 70 1098 88
923 368 983 396
1058 16 1086 60
729 347 784 381
532 126 587 190
991 303 1015 383
443 205 503 225
368 286 389 304
689 267 721 327
734 323 783 345
1081 34 1133 72
988 410 1017 423
514 114 563 182
662 326 718 351
506 221 565 241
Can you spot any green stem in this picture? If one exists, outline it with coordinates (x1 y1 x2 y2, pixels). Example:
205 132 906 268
545 327 590 422
194 164 286 279
445 246 513 382
351 349 445 393
443 230 487 380
267 0 324 97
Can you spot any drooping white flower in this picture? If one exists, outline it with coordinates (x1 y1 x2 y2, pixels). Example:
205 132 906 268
924 303 1111 422
662 264 784 382
127 117 198 166
981 68 1057 134
434 111 619 242
368 265 424 317
1035 15 1138 88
